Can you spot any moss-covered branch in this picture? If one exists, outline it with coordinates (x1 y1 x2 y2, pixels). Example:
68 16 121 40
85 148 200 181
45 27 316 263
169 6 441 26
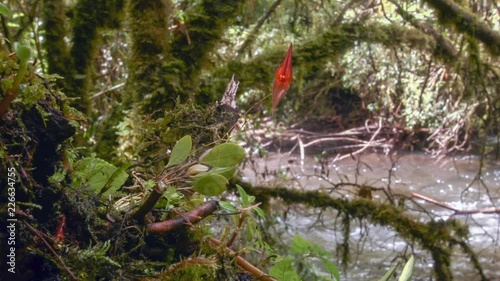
207 23 438 98
233 181 485 281
422 0 500 56
389 0 458 61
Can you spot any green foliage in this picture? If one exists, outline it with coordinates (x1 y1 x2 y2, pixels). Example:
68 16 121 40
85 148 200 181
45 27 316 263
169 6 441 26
270 257 302 281
186 142 246 196
72 154 129 196
268 235 339 281
68 241 121 279
167 135 192 168
237 184 254 205
0 3 10 17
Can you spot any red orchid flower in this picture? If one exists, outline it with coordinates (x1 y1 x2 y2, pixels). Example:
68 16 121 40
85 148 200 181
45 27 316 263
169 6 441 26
272 43 293 115
55 214 66 243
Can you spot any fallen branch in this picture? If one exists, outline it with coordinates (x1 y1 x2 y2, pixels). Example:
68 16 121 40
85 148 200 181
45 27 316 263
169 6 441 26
411 192 500 214
208 237 277 281
332 117 384 162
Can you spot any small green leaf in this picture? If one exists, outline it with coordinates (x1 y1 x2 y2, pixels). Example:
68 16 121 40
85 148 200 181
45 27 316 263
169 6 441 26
166 135 192 168
100 163 130 196
144 180 156 189
377 264 399 281
320 257 340 281
200 143 245 167
15 43 32 63
163 185 183 207
398 255 414 281
72 155 128 196
236 185 255 206
192 173 228 196
0 3 10 17
269 257 301 281
253 206 266 220
219 201 237 212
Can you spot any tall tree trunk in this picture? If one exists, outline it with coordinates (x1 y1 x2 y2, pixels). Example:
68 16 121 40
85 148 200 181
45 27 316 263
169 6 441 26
126 0 174 113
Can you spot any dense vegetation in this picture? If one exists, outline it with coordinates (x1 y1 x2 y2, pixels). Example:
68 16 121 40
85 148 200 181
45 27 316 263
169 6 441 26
0 0 498 280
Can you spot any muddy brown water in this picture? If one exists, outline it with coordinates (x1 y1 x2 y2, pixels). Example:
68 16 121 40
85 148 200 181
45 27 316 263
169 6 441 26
241 152 500 280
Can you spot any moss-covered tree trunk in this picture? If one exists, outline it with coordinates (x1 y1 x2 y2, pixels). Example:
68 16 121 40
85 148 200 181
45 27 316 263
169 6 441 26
170 0 244 105
126 0 244 113
126 0 173 112
42 0 71 88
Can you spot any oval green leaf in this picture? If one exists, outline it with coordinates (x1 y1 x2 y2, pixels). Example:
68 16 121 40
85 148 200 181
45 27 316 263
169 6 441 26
200 143 245 167
15 43 32 63
0 3 10 17
192 173 228 196
166 135 192 168
219 201 237 212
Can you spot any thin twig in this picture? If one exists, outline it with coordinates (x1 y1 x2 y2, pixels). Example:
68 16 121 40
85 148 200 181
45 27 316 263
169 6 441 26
91 82 125 99
412 192 500 214
23 221 79 281
333 117 384 162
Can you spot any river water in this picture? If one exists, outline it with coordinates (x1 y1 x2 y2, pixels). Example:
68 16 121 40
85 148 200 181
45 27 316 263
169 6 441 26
241 152 500 280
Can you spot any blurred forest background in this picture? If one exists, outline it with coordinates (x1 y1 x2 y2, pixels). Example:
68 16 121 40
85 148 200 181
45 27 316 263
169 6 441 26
0 0 499 280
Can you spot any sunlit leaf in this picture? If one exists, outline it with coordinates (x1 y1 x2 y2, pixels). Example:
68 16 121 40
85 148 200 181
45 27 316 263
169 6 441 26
269 257 301 281
192 173 228 196
166 135 192 168
398 255 414 281
200 143 245 167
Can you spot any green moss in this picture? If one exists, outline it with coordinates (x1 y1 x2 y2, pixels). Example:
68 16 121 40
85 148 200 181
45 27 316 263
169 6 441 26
116 101 238 164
